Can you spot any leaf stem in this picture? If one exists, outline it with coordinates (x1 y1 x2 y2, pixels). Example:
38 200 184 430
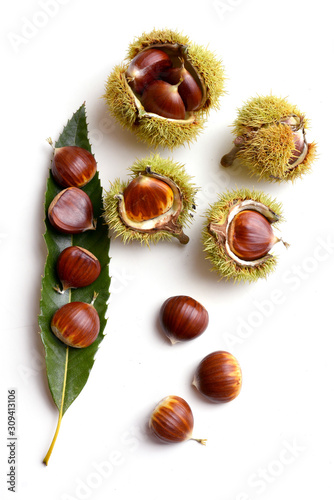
43 347 69 465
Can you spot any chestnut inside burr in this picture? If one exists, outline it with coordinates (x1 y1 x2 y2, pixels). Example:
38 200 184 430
125 44 207 121
227 210 276 261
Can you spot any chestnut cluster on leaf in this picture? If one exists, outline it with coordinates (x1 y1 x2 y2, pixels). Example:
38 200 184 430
47 144 102 349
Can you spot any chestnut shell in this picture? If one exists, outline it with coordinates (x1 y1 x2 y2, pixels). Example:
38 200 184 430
228 210 276 261
123 175 174 223
51 301 100 348
193 351 242 403
149 395 194 443
56 246 101 290
160 295 209 343
48 187 95 234
52 146 97 188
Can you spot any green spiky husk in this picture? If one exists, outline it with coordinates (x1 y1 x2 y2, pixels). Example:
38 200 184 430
103 28 225 149
237 131 317 182
231 95 317 181
233 95 304 135
103 154 197 246
202 188 283 283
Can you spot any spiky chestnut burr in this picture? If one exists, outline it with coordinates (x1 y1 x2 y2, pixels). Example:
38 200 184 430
103 28 225 149
202 188 289 283
221 95 317 181
103 154 197 245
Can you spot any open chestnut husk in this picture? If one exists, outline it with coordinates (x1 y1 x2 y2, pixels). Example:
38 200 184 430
160 295 209 344
103 154 197 245
48 187 96 234
202 188 289 282
220 95 317 181
51 146 97 188
56 246 101 291
149 395 206 445
104 28 225 149
51 299 100 348
193 351 242 403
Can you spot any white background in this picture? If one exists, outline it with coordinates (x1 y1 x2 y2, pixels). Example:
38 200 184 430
1 0 333 499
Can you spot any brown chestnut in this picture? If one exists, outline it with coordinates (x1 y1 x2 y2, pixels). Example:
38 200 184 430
48 187 96 234
123 174 174 223
149 395 206 445
227 210 279 261
160 295 209 344
141 80 186 120
193 351 242 403
51 301 100 348
51 146 97 188
161 64 203 111
56 246 101 291
126 48 172 95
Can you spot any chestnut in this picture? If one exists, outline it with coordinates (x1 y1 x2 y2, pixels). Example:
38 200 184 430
149 395 206 445
126 48 172 95
161 64 203 111
160 295 209 344
193 351 242 403
123 175 174 223
51 146 97 188
56 246 101 291
48 187 96 234
228 210 279 261
51 301 100 348
141 80 186 120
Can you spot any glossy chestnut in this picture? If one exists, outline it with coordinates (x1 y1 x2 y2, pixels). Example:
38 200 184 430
48 187 96 234
227 210 277 261
193 351 242 403
141 80 186 120
149 395 206 444
51 301 100 348
56 246 101 291
123 175 174 223
160 295 209 344
161 64 203 111
126 48 172 95
51 146 97 188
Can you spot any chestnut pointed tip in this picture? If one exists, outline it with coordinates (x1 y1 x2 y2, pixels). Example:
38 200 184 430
191 438 207 446
169 337 179 345
53 284 65 294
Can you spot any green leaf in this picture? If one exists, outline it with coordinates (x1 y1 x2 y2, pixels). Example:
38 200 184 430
39 103 111 464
